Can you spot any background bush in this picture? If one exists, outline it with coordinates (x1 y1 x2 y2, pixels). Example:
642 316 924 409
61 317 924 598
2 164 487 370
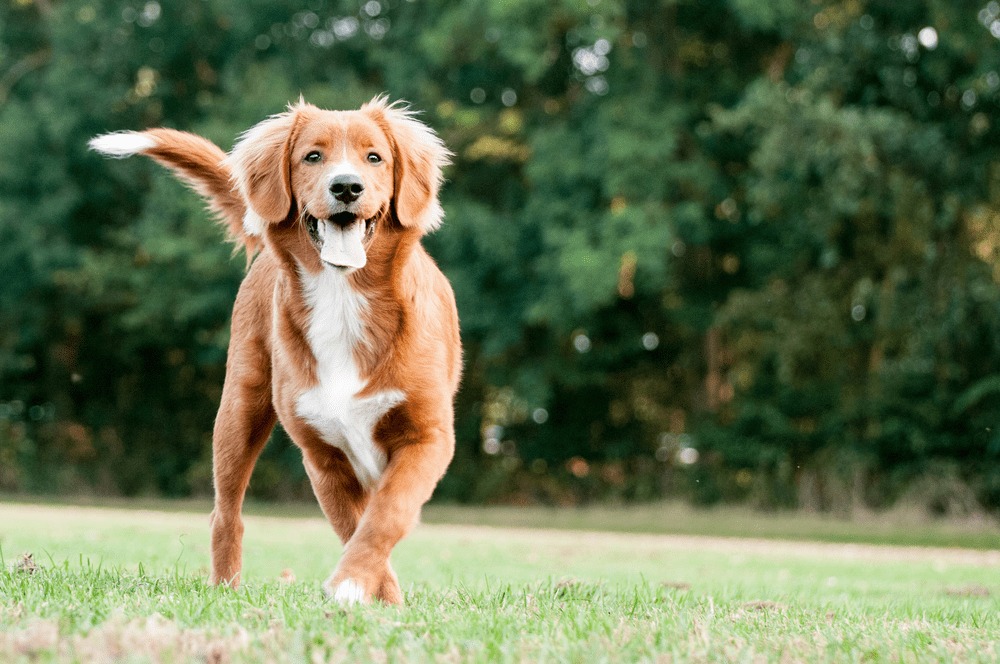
2 0 999 512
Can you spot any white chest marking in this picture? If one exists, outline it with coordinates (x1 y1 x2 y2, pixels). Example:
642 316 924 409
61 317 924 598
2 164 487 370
295 268 404 489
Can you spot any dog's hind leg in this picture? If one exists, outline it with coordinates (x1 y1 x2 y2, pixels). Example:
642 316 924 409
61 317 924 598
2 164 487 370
301 445 367 543
208 354 275 588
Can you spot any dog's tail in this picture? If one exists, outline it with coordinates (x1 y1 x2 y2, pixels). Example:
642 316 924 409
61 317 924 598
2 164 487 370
89 129 260 256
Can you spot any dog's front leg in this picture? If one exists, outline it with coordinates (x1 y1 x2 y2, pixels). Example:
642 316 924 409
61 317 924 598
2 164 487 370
323 435 453 606
306 451 402 604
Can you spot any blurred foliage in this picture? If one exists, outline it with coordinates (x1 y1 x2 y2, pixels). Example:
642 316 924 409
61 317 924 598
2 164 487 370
1 0 999 514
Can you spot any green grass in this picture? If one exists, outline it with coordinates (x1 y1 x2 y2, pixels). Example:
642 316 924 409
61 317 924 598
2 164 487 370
5 494 999 549
1 502 999 662
423 502 1000 550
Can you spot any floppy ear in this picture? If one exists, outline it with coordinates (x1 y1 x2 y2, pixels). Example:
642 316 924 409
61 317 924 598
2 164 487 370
227 108 301 235
365 97 451 233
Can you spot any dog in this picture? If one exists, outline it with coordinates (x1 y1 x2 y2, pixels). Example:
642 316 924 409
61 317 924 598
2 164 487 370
90 97 461 605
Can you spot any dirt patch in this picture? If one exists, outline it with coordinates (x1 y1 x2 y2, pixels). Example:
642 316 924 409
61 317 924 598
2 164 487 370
944 585 991 597
660 581 692 591
10 553 39 574
0 615 256 663
729 600 788 621
740 600 787 611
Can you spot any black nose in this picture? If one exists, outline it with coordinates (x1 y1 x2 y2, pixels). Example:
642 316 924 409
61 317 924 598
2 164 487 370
330 174 364 203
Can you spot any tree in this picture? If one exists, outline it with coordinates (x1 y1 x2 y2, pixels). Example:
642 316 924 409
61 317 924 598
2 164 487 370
2 0 998 512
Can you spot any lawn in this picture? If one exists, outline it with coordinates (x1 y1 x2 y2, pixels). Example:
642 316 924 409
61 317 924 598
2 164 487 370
1 502 998 662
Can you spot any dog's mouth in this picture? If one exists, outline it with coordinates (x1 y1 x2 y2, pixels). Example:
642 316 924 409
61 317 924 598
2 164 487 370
304 211 378 270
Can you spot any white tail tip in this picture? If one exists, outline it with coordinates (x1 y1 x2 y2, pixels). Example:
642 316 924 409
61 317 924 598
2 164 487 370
89 131 157 158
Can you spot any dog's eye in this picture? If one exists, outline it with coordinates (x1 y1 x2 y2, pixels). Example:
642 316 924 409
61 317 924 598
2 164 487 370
304 151 322 163
367 152 382 164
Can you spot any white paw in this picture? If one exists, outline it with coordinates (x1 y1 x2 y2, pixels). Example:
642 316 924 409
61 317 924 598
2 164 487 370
332 578 366 605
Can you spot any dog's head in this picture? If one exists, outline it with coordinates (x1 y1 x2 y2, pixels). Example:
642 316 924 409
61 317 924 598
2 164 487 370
229 96 450 272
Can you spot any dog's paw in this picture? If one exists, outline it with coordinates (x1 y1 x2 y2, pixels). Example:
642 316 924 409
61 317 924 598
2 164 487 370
324 576 369 606
376 567 404 605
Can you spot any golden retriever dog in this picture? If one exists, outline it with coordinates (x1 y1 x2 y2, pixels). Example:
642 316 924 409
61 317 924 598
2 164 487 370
90 97 461 606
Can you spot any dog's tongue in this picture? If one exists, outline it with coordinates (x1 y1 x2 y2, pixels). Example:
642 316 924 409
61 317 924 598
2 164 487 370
319 219 366 269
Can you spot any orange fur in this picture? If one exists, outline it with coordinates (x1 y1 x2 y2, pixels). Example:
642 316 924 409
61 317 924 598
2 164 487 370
138 128 260 255
93 98 460 605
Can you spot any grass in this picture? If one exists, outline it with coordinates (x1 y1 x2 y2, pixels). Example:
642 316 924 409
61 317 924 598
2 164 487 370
423 502 1000 550
5 494 999 549
1 502 998 662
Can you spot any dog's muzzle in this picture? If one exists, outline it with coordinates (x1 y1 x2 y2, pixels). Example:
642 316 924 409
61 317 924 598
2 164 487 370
305 212 377 269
